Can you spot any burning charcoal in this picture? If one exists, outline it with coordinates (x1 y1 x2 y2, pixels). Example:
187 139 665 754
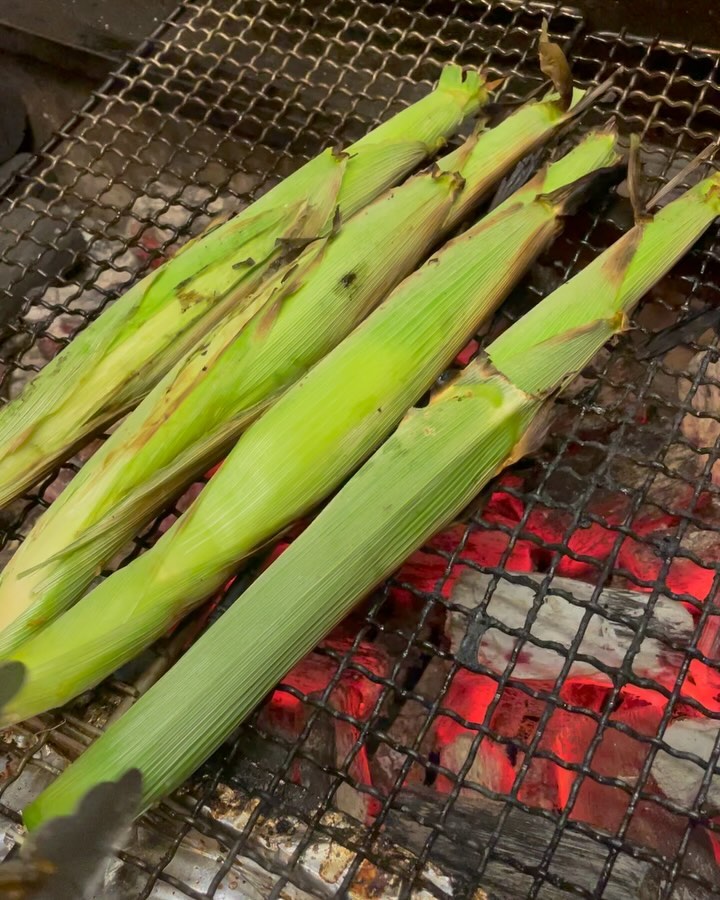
540 685 666 833
618 525 719 609
453 337 479 367
449 571 693 683
520 488 629 579
651 718 720 813
255 640 388 823
384 787 720 898
388 519 536 616
372 655 450 793
431 670 516 798
539 507 623 580
430 669 557 807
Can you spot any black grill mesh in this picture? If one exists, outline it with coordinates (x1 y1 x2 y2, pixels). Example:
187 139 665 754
2 1 720 897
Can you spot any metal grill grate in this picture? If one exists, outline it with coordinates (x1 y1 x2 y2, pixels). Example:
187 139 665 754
2 1 720 897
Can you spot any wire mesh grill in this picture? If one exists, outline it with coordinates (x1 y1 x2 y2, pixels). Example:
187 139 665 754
2 0 720 897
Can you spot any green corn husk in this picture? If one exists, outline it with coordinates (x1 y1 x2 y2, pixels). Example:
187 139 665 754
0 128 620 726
0 82 592 655
0 65 488 510
22 162 720 828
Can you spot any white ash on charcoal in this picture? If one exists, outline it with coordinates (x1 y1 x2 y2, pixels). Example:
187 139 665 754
651 717 720 813
0 734 66 813
86 184 241 281
124 183 242 258
677 525 720 568
448 571 694 683
82 238 138 296
699 607 720 665
0 752 316 900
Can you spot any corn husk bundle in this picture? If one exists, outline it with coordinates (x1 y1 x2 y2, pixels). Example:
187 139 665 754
22 158 720 828
0 76 592 654
0 128 621 730
0 65 488 510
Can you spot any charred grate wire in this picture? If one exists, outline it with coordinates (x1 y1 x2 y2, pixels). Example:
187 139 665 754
2 0 720 897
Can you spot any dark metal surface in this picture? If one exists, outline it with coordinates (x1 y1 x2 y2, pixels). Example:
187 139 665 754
0 0 177 75
569 0 720 50
1 1 720 898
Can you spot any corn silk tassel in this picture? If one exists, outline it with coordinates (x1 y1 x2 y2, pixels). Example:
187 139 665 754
0 70 592 655
0 65 488 510
21 153 720 827
0 127 621 728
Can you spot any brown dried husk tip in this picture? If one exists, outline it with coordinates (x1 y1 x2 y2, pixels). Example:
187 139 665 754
539 18 573 112
626 134 653 224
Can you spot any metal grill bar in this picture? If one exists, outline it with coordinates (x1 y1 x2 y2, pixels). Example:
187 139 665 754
2 1 720 897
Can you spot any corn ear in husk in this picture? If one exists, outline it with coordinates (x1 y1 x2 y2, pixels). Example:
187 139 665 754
0 64 488 509
0 128 621 726
0 75 596 654
22 157 720 827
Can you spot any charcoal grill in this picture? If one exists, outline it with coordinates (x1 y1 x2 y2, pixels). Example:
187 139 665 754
2 1 720 897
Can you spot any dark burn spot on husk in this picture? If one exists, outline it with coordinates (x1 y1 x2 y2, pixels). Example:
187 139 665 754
282 264 299 284
256 299 282 338
332 206 342 234
341 272 357 288
175 276 193 292
275 236 315 254
603 226 643 285
178 289 204 310
232 257 255 269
